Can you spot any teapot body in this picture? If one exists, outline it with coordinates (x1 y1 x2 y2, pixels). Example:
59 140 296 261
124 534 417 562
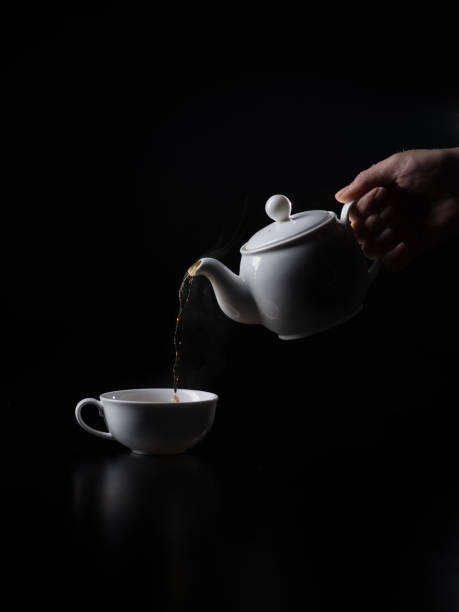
240 213 369 339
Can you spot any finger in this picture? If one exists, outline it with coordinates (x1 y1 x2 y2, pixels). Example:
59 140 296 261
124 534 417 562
364 213 385 233
379 204 401 228
364 202 403 234
381 242 413 272
354 187 392 217
361 227 399 259
335 154 401 203
350 194 389 240
349 206 363 224
351 217 372 243
375 227 399 250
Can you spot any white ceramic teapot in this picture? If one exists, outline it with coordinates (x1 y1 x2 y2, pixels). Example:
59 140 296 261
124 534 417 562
191 195 380 339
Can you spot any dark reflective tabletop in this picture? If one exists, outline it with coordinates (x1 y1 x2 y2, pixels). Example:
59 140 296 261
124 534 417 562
4 434 459 611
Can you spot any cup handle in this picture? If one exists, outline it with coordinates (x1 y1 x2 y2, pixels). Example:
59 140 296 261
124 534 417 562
75 398 113 440
340 201 382 285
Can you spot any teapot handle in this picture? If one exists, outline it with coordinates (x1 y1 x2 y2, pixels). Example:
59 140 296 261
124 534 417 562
340 201 381 285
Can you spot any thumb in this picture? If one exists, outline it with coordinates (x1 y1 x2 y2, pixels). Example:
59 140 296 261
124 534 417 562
335 154 399 203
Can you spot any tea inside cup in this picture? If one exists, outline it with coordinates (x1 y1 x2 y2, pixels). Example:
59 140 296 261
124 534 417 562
102 388 215 403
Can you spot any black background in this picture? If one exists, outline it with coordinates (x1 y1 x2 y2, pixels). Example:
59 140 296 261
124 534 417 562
4 5 459 610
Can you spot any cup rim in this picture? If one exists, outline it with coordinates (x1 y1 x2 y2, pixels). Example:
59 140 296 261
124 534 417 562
100 388 218 404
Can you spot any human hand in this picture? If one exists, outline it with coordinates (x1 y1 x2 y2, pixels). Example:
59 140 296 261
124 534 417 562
335 148 459 271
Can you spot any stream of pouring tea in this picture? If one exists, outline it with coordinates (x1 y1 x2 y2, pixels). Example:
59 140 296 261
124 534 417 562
171 260 201 402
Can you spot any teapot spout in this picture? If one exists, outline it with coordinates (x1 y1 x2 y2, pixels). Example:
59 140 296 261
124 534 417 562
190 258 260 325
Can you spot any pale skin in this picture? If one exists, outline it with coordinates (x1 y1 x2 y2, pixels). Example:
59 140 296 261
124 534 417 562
335 148 459 271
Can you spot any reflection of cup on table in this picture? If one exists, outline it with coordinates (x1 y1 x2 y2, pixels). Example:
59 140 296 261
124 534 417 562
72 453 218 606
75 388 218 455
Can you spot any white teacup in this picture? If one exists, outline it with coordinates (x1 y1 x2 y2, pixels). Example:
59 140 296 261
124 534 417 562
75 388 218 455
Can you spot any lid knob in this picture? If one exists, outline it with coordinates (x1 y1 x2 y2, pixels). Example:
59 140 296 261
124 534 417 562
265 194 292 222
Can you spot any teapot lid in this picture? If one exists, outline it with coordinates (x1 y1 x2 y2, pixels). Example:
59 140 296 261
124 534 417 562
241 195 334 253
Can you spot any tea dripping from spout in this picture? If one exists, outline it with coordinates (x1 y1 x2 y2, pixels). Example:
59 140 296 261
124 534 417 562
171 260 201 402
